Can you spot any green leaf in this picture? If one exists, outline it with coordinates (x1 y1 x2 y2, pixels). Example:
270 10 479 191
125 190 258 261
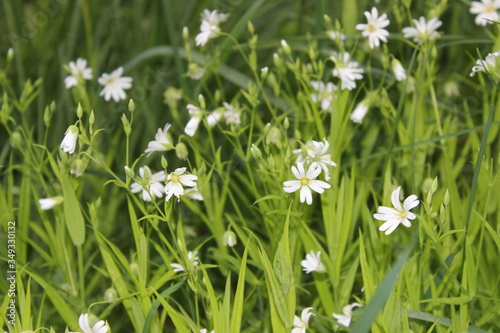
60 170 85 246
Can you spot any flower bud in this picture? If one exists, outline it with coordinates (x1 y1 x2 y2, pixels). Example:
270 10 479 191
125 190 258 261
124 166 135 178
121 114 131 136
104 287 118 302
443 189 450 206
260 66 269 80
198 94 206 110
250 144 262 159
10 131 22 149
175 142 189 160
128 99 136 112
281 39 291 55
182 26 189 40
161 155 168 169
76 103 83 118
70 158 86 177
7 48 14 62
247 21 255 35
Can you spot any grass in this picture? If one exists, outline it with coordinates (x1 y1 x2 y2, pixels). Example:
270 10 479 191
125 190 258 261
1 0 500 332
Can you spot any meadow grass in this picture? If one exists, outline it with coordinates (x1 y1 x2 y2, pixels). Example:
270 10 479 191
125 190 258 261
1 0 500 332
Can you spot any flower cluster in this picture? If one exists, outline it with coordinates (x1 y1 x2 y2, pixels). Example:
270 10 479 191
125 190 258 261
64 59 133 102
130 166 199 202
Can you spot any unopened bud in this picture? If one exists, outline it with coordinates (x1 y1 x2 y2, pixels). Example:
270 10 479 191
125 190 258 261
128 99 136 112
222 231 237 247
175 142 189 160
76 103 83 118
104 287 118 302
89 110 95 126
10 131 22 149
247 21 254 35
121 114 131 136
443 189 450 206
161 155 168 169
124 166 135 178
198 94 206 109
7 48 14 62
182 26 189 40
261 67 269 80
281 39 291 55
250 144 262 159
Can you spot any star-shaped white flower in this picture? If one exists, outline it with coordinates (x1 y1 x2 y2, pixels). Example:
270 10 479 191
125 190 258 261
144 123 174 156
293 139 337 181
470 0 500 26
283 162 331 205
130 166 166 202
185 104 203 136
60 125 79 154
310 81 337 111
64 58 93 89
98 67 133 102
301 250 326 274
164 167 198 201
331 52 364 91
402 17 442 44
470 51 500 77
171 251 199 272
373 186 419 235
332 303 361 328
356 7 390 49
195 9 229 46
292 307 314 333
69 313 109 333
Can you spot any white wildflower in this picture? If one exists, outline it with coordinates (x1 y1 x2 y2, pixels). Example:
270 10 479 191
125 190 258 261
60 125 78 154
331 52 364 91
171 251 199 272
98 67 133 102
130 166 166 202
402 17 442 43
164 167 198 201
470 51 500 77
64 58 93 89
301 250 326 274
310 81 336 111
195 9 229 46
373 186 419 235
292 307 314 333
332 303 361 328
283 162 331 205
144 123 174 156
38 196 63 210
470 0 500 26
69 313 109 333
356 7 390 49
185 104 203 136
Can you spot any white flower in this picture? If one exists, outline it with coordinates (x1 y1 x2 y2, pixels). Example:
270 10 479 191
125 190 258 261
331 52 364 91
164 167 198 201
98 67 133 102
187 63 205 80
200 329 214 333
195 9 229 46
283 162 331 205
292 307 314 333
207 109 224 127
356 7 390 49
69 313 109 333
327 30 346 44
293 138 337 181
402 17 442 43
470 0 500 26
350 100 370 124
144 123 174 156
222 230 237 247
184 185 204 201
60 125 79 154
223 102 241 125
332 303 361 328
470 51 500 76
185 104 203 136
373 186 419 235
310 81 337 111
171 251 199 272
130 166 166 202
64 58 93 89
301 250 326 274
392 59 407 81
38 196 63 210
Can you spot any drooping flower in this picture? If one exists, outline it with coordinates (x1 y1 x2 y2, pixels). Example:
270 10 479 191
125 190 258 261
38 196 63 210
331 52 364 91
470 51 500 76
64 58 93 89
373 186 419 235
98 67 133 102
69 313 109 333
350 100 370 124
292 307 314 333
207 109 224 127
470 0 500 26
310 81 337 111
184 185 204 201
223 102 241 125
130 166 166 202
283 162 331 205
195 9 229 46
222 230 237 247
402 17 442 43
185 104 203 137
356 7 390 49
301 250 326 274
144 123 174 156
171 251 199 272
293 138 337 181
164 167 198 201
392 58 407 81
60 125 79 154
332 303 362 328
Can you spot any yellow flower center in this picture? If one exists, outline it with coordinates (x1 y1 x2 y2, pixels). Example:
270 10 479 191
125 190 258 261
487 5 495 13
300 177 310 185
171 174 180 183
321 91 330 100
399 211 407 219
106 77 116 84
367 24 376 32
